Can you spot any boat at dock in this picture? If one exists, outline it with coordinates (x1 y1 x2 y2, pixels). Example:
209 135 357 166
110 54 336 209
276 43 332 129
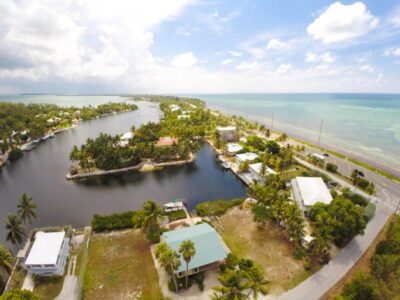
163 199 185 212
21 142 36 151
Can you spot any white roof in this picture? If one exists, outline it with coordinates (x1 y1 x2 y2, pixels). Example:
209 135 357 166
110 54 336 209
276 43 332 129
121 132 134 140
295 177 332 206
25 231 66 266
170 104 180 112
236 152 259 162
226 143 243 153
312 153 325 160
249 163 277 175
217 126 236 131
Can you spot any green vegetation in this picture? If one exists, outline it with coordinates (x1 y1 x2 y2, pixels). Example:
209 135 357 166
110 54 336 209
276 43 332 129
91 211 137 232
84 230 163 299
17 193 37 224
0 102 137 159
213 253 269 299
7 148 23 161
166 210 187 222
179 240 196 289
195 198 244 216
4 214 25 245
33 275 64 300
337 215 400 300
155 242 181 292
326 163 338 173
0 289 38 300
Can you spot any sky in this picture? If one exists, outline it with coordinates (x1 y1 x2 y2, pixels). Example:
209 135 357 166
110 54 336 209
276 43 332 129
0 0 399 94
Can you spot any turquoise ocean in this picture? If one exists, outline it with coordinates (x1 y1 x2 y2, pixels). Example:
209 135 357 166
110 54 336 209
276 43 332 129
1 93 399 174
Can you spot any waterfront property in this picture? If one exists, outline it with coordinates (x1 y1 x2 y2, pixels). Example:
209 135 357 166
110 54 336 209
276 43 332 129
162 223 228 277
156 136 178 147
291 177 333 211
170 104 181 112
249 162 277 181
118 131 134 147
226 142 243 155
216 126 237 142
236 152 259 164
22 231 70 276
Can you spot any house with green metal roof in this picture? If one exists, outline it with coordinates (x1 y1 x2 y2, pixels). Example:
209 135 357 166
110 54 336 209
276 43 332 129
162 223 228 277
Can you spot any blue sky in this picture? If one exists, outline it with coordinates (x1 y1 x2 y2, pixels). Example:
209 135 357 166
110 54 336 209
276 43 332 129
0 0 399 93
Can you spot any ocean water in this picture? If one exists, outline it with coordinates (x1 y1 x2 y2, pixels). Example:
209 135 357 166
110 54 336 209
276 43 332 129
1 93 399 174
189 94 400 174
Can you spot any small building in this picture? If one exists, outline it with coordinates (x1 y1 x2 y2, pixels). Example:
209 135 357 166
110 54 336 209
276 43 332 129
162 223 228 277
226 143 243 155
170 104 181 112
156 137 178 147
311 153 325 161
291 177 333 211
236 152 259 164
23 231 70 276
216 126 237 142
249 162 277 181
121 132 134 141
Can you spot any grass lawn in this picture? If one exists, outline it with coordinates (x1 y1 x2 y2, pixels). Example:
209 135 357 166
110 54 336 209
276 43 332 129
83 229 163 300
33 275 65 300
6 266 26 290
220 206 315 295
165 210 187 222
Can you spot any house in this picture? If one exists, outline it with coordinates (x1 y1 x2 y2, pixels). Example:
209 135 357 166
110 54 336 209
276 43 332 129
162 223 228 277
249 162 277 181
170 104 181 112
156 137 178 147
236 152 259 165
226 143 243 155
119 131 134 147
291 177 333 211
311 153 325 161
216 126 237 142
23 231 70 276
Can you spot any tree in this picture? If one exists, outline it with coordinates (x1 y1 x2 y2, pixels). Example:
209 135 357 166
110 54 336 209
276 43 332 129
239 160 250 173
155 243 181 292
246 266 269 299
8 148 23 161
179 240 196 289
366 182 375 200
17 193 37 224
351 169 360 191
277 133 288 144
0 289 39 300
4 214 25 245
142 200 163 228
0 245 14 274
341 272 380 300
212 269 249 300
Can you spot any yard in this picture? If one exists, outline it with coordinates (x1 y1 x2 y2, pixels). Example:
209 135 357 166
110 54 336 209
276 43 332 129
33 275 65 300
83 229 163 300
220 205 315 295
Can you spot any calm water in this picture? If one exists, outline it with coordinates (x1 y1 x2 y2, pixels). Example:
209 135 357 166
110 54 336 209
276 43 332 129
190 94 400 174
0 101 246 246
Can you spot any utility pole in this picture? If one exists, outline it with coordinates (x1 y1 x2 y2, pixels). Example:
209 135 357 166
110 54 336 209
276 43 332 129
317 119 324 147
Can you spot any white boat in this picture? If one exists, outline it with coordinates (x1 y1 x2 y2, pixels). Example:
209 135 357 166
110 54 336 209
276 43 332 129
163 200 185 212
222 161 230 169
48 132 55 138
21 142 36 151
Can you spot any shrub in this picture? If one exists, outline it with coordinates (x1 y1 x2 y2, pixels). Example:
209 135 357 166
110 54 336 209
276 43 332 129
166 210 187 222
326 163 338 173
168 276 188 292
193 272 205 291
0 289 38 300
363 202 376 222
8 148 23 161
196 198 244 216
303 257 312 270
342 189 368 207
146 217 161 244
91 211 136 232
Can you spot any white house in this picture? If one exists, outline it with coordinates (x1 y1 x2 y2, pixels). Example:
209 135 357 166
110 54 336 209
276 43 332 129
170 104 180 112
23 231 70 276
216 126 237 142
291 177 333 211
236 152 259 164
249 163 277 181
226 143 243 155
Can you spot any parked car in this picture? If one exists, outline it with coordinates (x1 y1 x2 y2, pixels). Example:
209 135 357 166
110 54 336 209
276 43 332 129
323 153 329 157
358 170 365 177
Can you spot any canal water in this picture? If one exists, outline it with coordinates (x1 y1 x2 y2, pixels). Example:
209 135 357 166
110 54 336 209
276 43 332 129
0 102 246 245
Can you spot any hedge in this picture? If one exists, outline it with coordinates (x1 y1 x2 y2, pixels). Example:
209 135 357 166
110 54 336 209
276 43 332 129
196 198 244 216
91 211 136 232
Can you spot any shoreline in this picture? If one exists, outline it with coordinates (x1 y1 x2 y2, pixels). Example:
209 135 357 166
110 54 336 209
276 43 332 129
206 103 400 183
66 154 196 180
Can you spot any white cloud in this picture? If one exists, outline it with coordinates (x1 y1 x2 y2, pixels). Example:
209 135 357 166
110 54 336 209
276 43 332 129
266 38 289 50
376 73 384 83
236 61 264 72
227 50 242 57
359 64 374 72
275 64 291 75
305 52 336 63
220 58 233 65
384 47 400 57
203 10 240 35
307 2 379 44
171 52 197 68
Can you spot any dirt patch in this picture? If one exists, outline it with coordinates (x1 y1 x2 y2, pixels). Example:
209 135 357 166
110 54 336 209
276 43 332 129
83 229 163 300
220 206 308 295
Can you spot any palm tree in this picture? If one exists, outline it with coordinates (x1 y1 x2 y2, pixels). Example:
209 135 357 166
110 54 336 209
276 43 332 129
17 193 37 224
0 245 15 274
179 240 196 289
156 243 181 292
246 266 269 299
351 169 359 191
213 269 249 300
366 182 375 200
142 200 163 229
4 214 25 245
277 133 288 144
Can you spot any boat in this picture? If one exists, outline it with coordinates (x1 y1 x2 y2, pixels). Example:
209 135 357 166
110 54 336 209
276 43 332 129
48 132 55 138
222 160 230 169
21 142 36 151
163 199 185 212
